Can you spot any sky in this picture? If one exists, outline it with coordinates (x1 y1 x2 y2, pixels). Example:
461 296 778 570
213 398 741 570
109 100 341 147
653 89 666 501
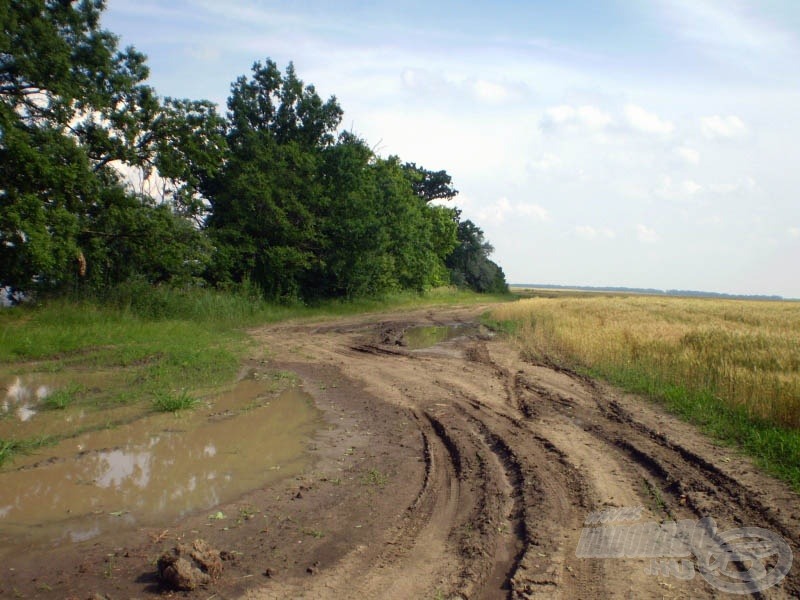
102 0 800 297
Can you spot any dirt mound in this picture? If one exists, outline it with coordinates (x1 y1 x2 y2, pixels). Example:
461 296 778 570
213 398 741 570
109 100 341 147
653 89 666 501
157 539 223 591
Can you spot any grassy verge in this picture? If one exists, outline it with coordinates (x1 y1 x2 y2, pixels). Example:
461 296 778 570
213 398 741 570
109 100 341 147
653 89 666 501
0 284 511 466
489 294 800 492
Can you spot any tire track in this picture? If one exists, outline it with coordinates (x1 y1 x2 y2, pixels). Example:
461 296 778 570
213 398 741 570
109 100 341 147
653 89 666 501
242 308 799 600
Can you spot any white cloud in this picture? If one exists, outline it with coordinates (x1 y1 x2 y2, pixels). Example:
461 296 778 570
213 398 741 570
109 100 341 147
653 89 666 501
789 227 800 238
477 197 550 224
655 176 703 200
636 224 660 243
529 153 562 172
575 225 616 240
576 105 613 129
541 104 612 131
516 203 551 220
469 79 513 103
683 179 702 195
700 115 747 139
624 104 674 135
676 146 700 165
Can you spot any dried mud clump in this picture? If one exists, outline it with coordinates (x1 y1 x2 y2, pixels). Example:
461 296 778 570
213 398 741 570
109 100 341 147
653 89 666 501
157 539 223 591
380 326 407 346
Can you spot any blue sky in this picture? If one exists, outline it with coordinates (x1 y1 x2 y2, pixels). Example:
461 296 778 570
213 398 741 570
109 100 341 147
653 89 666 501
104 0 800 297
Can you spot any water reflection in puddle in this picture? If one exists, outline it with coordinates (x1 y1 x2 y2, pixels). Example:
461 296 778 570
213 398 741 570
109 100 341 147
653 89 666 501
403 323 481 350
0 378 320 554
1 376 50 422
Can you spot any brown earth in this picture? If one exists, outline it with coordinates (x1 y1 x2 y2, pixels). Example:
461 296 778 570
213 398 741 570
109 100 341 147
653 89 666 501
2 305 799 599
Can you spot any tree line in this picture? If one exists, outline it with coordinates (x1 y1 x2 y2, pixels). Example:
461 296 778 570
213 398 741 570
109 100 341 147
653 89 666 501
1 0 508 303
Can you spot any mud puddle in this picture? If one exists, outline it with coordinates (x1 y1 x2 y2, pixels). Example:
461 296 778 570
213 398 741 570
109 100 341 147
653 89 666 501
0 374 321 557
403 323 482 350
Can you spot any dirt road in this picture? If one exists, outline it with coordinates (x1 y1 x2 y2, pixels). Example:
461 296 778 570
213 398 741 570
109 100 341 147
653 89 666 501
4 305 798 599
241 305 799 599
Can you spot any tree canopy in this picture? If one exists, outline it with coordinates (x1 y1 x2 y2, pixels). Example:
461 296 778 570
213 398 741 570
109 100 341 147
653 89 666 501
1 1 507 302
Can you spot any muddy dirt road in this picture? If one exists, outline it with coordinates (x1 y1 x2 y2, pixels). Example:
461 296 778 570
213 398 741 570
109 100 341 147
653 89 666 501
3 305 798 599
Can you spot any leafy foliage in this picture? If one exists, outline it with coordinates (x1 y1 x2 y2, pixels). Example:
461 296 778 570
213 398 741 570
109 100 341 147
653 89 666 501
447 215 509 293
1 4 507 303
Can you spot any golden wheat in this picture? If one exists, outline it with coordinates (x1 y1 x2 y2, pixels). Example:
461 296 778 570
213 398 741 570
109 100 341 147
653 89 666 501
492 295 800 429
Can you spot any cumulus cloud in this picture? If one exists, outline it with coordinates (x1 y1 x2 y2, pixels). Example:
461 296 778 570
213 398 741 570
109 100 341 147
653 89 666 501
675 146 700 165
636 224 660 243
655 176 703 200
468 79 516 103
624 104 674 135
700 115 747 139
541 104 612 132
477 197 550 224
575 225 616 240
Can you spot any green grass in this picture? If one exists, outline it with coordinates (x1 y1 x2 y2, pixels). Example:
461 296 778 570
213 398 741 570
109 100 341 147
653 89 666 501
151 389 199 412
591 363 800 490
41 384 81 410
361 468 389 487
0 436 56 467
0 284 510 445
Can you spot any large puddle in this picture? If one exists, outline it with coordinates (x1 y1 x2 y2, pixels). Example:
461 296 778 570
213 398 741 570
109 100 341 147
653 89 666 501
403 323 482 350
0 373 320 556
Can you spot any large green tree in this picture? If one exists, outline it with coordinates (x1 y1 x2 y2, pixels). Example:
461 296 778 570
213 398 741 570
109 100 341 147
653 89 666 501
1 0 222 297
204 58 460 301
205 60 342 300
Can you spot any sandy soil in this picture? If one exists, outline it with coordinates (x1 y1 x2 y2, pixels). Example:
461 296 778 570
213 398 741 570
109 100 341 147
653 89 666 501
3 305 798 599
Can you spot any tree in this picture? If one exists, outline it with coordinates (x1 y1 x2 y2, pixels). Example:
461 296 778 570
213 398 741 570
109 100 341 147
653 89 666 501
205 60 342 300
446 215 508 293
402 162 458 203
1 1 221 297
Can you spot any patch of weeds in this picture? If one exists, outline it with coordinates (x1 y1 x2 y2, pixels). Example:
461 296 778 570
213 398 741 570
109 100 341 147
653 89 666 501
264 369 299 393
237 505 257 524
271 370 298 383
303 527 325 539
152 389 198 412
361 468 388 488
0 436 55 467
41 383 82 410
479 313 518 335
642 478 669 518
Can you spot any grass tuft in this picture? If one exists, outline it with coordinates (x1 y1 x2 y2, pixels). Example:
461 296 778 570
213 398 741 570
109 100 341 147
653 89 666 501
152 389 199 412
41 384 81 410
0 436 55 468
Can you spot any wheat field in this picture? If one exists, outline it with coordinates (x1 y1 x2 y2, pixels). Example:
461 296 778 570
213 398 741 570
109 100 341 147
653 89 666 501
491 294 800 430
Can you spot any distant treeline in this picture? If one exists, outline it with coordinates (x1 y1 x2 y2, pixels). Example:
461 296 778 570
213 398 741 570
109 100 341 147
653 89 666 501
512 284 785 301
1 1 508 304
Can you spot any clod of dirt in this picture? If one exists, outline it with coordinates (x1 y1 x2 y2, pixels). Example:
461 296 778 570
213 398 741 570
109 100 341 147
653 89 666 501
379 327 406 346
156 539 223 591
